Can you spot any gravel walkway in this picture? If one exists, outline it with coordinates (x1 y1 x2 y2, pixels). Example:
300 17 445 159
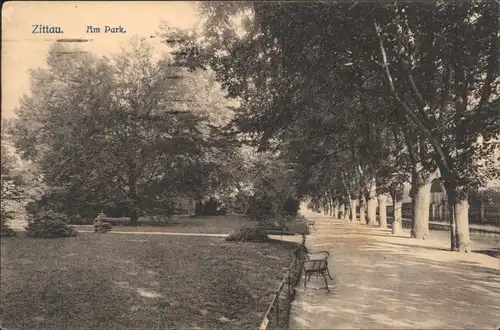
289 210 500 329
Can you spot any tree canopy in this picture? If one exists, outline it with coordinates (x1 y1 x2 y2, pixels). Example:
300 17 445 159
6 38 245 223
161 1 499 252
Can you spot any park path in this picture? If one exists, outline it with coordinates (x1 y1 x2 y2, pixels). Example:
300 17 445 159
77 230 228 237
289 209 500 329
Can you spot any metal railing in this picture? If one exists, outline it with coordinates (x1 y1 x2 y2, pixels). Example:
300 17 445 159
259 246 305 329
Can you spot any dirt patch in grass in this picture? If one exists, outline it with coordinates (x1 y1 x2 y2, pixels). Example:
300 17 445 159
1 233 298 329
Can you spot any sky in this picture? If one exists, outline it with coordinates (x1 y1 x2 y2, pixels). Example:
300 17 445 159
1 1 200 119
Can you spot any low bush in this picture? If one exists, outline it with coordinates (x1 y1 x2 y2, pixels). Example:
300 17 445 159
268 214 309 235
282 198 300 216
246 195 276 222
295 215 310 235
295 214 308 222
233 191 251 214
143 215 172 226
1 224 17 237
225 227 270 243
1 210 17 237
25 209 78 238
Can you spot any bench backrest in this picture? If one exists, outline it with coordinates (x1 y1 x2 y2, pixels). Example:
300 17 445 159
303 259 328 271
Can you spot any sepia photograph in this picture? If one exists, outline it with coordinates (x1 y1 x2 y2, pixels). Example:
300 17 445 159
1 1 499 329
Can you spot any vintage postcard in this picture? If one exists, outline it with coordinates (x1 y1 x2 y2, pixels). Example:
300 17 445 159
1 1 499 329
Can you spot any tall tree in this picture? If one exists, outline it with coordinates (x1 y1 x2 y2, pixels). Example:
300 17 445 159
161 1 499 252
8 39 211 224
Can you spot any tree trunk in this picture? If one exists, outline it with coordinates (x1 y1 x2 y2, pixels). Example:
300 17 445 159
438 201 444 220
129 208 138 225
443 184 458 251
443 183 471 252
330 196 335 217
378 194 387 228
128 174 139 225
359 194 366 224
350 198 357 222
410 171 416 228
333 199 339 218
344 204 350 220
187 199 196 216
391 190 403 235
366 178 377 226
411 180 432 239
480 199 485 221
430 203 436 221
339 203 345 218
195 199 204 216
449 199 457 251
454 198 471 253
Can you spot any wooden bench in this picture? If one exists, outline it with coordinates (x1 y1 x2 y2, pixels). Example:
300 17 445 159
307 220 316 231
296 245 332 292
94 221 112 233
93 212 112 233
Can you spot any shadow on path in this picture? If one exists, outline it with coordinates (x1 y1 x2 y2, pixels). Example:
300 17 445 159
289 210 500 329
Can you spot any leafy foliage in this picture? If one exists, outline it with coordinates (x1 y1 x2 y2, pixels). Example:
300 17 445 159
242 154 301 222
1 223 17 237
225 227 270 243
282 198 300 216
161 1 499 251
25 209 78 238
1 145 25 234
7 38 246 223
245 194 275 222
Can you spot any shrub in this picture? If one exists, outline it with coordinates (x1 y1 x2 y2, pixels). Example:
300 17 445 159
245 195 276 222
295 215 310 235
267 215 294 229
282 198 300 216
203 197 219 216
25 209 78 238
1 224 17 237
143 215 172 226
296 214 307 222
225 228 270 243
1 181 21 238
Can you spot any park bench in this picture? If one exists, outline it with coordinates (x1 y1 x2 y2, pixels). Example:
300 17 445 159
296 244 332 292
307 220 316 231
93 212 112 233
94 221 112 233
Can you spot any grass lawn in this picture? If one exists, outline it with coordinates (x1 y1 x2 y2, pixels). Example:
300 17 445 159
75 215 257 234
1 233 299 329
73 215 308 235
